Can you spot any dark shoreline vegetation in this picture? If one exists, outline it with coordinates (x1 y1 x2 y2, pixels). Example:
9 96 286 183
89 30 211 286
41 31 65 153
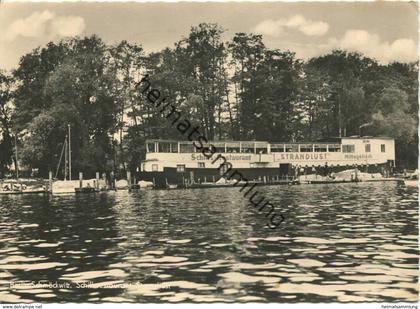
0 23 418 180
138 74 285 229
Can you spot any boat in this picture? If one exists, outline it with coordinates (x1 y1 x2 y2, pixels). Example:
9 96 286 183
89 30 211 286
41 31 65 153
165 178 178 189
52 179 103 194
0 133 47 195
297 174 350 184
404 179 418 187
404 169 418 188
0 187 46 195
138 180 154 189
51 125 73 194
137 136 396 188
0 179 47 195
51 180 78 194
115 179 129 190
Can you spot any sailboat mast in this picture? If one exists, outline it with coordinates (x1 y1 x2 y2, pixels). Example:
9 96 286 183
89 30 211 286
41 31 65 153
14 134 19 180
55 134 67 179
68 124 72 181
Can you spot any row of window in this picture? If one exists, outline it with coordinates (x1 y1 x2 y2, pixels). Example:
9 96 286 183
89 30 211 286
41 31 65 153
151 157 388 173
147 142 386 154
148 143 342 153
343 144 385 153
342 144 386 153
270 144 342 153
147 142 266 154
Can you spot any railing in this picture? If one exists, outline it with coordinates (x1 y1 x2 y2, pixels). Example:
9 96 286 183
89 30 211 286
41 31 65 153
146 141 343 154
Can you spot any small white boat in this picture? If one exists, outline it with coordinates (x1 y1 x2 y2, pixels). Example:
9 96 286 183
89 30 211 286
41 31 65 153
0 181 46 194
404 170 419 187
164 178 178 189
138 180 154 189
404 179 418 187
51 180 80 194
404 169 418 188
52 179 102 194
115 179 129 190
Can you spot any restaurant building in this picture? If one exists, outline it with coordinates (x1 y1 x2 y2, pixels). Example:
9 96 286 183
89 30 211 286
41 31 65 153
138 137 395 187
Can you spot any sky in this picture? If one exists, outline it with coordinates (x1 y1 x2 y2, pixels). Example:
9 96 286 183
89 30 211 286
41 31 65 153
0 1 418 70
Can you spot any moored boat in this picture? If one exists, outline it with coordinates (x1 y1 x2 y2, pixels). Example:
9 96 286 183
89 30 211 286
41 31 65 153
0 179 47 195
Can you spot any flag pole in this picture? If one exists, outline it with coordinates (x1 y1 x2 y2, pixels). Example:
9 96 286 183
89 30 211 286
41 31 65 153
68 124 72 181
14 133 19 180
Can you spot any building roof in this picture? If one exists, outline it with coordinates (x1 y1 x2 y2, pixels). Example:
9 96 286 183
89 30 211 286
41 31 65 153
145 136 394 144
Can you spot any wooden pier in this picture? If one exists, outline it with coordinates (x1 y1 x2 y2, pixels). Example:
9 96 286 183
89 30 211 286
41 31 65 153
0 173 405 195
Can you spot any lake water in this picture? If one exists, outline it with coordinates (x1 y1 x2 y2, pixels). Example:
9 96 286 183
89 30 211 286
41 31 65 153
0 182 418 303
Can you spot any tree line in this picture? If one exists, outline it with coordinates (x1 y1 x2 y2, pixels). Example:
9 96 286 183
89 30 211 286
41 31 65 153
0 23 417 178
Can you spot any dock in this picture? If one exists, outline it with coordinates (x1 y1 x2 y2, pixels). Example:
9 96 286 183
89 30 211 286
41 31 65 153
0 174 406 195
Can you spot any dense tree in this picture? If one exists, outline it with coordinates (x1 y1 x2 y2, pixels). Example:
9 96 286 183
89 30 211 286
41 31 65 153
300 64 332 140
256 50 303 141
304 51 417 168
371 86 417 168
305 50 374 137
0 24 416 177
0 71 14 178
108 40 145 175
13 36 119 178
175 23 228 140
228 33 266 139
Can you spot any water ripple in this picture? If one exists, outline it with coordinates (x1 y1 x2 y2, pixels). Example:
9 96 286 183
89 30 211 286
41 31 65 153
0 182 417 302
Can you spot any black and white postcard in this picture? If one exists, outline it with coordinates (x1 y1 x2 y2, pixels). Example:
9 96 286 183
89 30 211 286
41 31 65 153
0 0 418 307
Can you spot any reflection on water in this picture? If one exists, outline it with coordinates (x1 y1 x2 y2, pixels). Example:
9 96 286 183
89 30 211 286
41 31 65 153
0 182 418 303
